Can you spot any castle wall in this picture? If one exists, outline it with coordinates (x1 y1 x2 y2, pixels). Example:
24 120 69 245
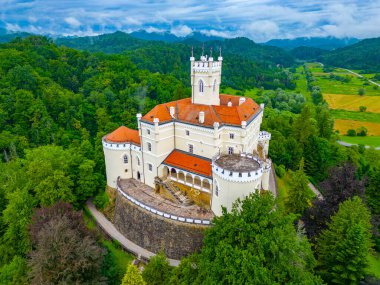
113 191 207 260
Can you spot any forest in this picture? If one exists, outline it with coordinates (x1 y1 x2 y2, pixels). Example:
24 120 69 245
0 36 379 284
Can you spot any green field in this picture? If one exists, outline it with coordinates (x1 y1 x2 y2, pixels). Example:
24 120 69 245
368 254 380 278
306 63 380 96
340 136 380 147
331 110 380 123
294 66 311 101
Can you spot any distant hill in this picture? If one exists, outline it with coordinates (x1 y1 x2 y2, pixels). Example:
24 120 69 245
290 46 328 61
264 37 358 50
56 32 294 67
129 30 225 43
0 28 31 43
320 37 380 72
130 30 180 42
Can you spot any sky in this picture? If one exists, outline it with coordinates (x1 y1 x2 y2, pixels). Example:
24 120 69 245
1 0 380 42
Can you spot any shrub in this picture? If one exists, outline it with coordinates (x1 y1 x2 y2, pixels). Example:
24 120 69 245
93 191 109 209
358 88 366 96
359 106 367 112
275 164 286 178
347 129 356 136
356 126 368 137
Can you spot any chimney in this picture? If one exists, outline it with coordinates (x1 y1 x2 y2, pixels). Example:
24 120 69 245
169 106 175 117
260 103 265 109
239 97 246 105
199 111 205 124
227 101 232 107
136 113 142 129
241 121 247 129
153 118 159 133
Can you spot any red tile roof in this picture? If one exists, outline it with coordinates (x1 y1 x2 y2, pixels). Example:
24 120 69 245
141 94 260 127
105 126 140 145
163 150 212 178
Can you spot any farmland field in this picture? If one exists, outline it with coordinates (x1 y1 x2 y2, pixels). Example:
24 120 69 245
324 94 380 113
340 136 380 147
334 119 380 136
330 109 380 123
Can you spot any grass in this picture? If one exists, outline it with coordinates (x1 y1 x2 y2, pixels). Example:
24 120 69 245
331 109 380 123
324 94 380 113
334 119 380 136
368 253 380 278
276 171 292 210
294 65 311 101
306 63 380 96
340 136 380 147
83 206 134 271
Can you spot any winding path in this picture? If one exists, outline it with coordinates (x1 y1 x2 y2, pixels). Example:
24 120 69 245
86 201 180 267
337 140 380 150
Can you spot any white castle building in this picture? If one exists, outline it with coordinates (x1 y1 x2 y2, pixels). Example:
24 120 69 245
103 53 272 216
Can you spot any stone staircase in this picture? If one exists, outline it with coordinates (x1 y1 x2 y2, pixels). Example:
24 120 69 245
155 177 193 206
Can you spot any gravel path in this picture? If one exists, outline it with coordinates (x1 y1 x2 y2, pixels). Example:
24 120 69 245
86 200 180 267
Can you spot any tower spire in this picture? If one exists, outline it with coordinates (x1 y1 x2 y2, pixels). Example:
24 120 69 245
219 46 222 57
202 43 204 56
191 46 194 57
210 47 213 57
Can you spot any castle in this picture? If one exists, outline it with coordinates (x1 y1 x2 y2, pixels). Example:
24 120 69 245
103 52 272 218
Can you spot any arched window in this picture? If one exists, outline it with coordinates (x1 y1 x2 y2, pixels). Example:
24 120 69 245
123 155 128 164
213 79 217 92
199 79 204 93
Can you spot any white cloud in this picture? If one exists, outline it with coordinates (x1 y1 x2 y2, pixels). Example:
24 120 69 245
242 20 280 42
145 26 167 34
199 29 234 38
64 17 81 27
170 25 192 37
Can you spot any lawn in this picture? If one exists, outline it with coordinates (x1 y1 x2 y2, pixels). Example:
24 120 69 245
324 94 380 113
368 253 380 278
331 109 380 123
335 119 380 136
340 136 380 147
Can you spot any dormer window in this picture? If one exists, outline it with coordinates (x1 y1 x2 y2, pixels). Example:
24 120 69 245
199 79 204 93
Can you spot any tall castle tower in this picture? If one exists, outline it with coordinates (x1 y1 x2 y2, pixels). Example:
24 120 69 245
190 48 222 106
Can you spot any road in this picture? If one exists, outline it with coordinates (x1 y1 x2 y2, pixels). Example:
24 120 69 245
343 68 380 87
337 140 380 150
86 201 180 267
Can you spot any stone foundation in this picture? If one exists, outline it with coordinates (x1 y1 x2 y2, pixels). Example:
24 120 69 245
113 191 207 260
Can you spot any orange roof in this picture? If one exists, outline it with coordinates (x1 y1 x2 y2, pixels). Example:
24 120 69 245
105 126 140 145
163 150 212 178
141 94 260 127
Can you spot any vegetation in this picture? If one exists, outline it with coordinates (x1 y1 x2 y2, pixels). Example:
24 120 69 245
316 197 373 284
320 37 380 72
121 264 145 285
142 252 172 285
170 193 322 284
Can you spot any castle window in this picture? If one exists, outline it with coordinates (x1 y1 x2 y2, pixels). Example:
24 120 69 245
230 133 234 139
147 129 150 135
228 147 234 155
137 156 140 166
199 79 204 93
213 79 217 92
215 179 219 197
148 163 153 172
147 142 152 151
123 155 128 164
186 130 190 136
189 144 193 154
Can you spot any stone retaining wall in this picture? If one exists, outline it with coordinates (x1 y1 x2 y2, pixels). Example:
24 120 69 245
113 191 207 260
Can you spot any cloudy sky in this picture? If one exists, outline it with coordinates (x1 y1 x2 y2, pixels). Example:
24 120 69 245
1 0 380 42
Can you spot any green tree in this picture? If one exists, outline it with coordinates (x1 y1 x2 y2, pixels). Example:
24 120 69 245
286 159 314 215
358 87 365 96
174 193 321 284
142 252 172 285
121 264 145 285
0 255 28 285
316 197 372 284
292 104 317 144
